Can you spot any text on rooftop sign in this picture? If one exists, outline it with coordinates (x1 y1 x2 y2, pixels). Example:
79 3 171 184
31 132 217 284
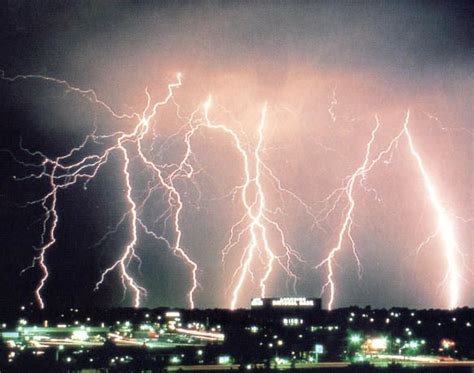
251 297 315 307
272 297 314 307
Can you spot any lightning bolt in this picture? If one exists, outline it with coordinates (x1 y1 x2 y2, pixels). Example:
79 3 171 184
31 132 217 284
228 103 279 309
196 100 306 310
316 110 465 310
3 69 466 311
315 111 409 310
315 116 382 310
404 116 462 309
3 71 310 310
28 162 59 310
2 71 205 308
94 75 201 308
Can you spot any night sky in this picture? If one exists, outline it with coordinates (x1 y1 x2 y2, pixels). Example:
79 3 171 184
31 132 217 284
0 1 472 310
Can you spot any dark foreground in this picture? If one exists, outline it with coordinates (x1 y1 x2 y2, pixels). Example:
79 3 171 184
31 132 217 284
1 305 473 372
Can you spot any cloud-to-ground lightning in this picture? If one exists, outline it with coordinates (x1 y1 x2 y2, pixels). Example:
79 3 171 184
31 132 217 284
156 97 313 310
1 67 469 311
198 100 310 310
225 103 296 309
316 110 465 310
2 72 313 310
315 117 382 310
1 71 206 308
95 74 201 309
404 116 462 309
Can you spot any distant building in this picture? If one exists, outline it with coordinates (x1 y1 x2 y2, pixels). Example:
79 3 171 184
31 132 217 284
250 297 322 310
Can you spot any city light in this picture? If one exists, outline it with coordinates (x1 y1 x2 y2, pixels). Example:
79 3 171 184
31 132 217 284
350 335 362 344
170 356 181 364
441 339 456 350
362 337 388 353
1 306 473 370
218 356 231 365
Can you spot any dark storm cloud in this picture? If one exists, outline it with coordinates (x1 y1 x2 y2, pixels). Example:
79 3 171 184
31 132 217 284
1 1 473 77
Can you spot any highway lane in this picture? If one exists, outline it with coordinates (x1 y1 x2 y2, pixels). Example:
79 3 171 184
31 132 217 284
167 360 474 371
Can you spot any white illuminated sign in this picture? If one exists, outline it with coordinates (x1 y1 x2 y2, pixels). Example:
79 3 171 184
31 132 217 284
271 297 314 307
251 298 264 307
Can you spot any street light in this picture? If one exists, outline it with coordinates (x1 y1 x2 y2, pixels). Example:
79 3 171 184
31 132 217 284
348 334 363 360
350 334 362 344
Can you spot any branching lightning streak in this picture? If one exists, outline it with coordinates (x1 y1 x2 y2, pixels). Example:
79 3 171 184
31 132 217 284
192 101 305 310
316 110 464 310
229 103 278 308
94 141 147 307
3 68 466 311
30 163 59 309
95 75 201 308
4 72 308 310
315 117 382 310
0 71 138 121
2 72 205 308
160 97 308 310
404 116 462 309
315 113 409 310
315 112 409 310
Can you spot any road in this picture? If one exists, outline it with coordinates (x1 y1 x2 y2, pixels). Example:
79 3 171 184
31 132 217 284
167 360 474 371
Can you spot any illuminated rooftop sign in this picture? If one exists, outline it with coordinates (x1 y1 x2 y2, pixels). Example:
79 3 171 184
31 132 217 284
251 297 321 309
272 297 314 307
251 298 264 307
